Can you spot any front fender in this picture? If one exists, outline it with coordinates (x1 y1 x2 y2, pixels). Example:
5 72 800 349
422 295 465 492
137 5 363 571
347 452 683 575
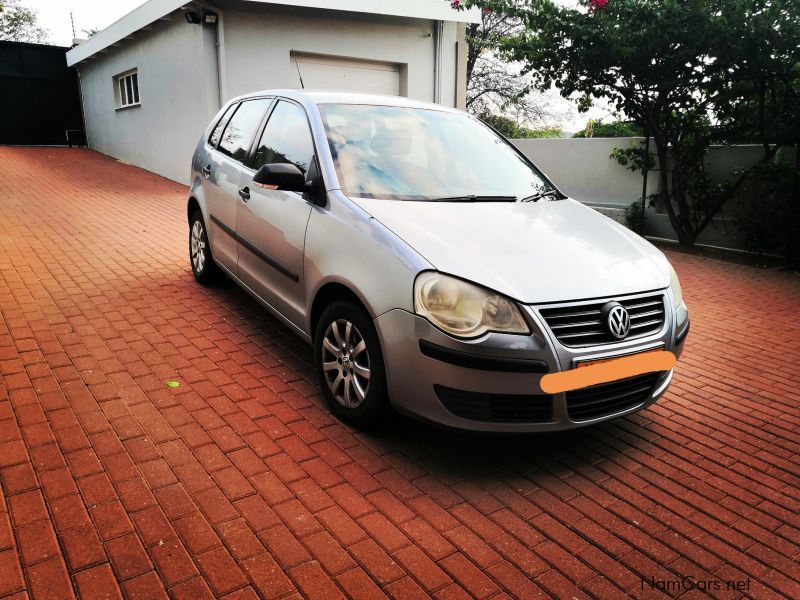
304 191 432 333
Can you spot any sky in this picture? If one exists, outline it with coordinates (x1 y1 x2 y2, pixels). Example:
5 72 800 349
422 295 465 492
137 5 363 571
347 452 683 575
24 0 605 131
24 0 146 46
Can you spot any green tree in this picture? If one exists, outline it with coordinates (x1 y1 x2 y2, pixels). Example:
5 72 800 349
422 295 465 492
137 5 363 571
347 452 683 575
0 0 49 43
453 0 800 247
463 2 566 127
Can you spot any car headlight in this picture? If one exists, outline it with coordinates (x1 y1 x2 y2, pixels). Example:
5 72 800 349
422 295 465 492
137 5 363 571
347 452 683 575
669 265 684 308
414 272 530 338
669 264 690 330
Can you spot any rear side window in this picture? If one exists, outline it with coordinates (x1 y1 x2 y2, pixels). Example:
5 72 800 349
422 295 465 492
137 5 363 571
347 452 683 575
252 101 315 175
218 99 271 162
208 103 236 147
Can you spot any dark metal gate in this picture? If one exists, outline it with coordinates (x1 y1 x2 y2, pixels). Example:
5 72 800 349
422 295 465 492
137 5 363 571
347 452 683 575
0 41 85 146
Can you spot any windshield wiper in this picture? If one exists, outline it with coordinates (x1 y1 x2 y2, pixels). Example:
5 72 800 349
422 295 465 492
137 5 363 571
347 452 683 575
424 195 518 203
520 190 561 203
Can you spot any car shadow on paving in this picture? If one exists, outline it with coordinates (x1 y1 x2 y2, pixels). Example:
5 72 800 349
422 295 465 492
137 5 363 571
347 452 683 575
170 267 633 461
1 147 798 600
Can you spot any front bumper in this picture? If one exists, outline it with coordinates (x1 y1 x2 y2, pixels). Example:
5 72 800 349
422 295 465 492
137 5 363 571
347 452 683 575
375 294 687 433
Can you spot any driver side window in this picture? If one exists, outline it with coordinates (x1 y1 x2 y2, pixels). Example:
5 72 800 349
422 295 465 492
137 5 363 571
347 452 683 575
252 101 315 176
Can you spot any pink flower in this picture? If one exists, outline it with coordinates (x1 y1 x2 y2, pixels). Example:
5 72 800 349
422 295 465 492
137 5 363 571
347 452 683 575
589 0 609 12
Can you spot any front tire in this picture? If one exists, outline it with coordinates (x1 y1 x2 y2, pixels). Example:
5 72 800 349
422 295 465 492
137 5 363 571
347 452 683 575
314 301 389 427
189 211 221 284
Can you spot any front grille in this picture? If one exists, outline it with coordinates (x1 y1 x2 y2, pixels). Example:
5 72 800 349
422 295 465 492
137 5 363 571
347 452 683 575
540 294 666 348
566 373 661 421
435 385 553 423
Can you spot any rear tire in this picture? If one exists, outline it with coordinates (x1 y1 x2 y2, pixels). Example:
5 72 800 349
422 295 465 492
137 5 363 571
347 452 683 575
189 210 222 284
314 301 389 428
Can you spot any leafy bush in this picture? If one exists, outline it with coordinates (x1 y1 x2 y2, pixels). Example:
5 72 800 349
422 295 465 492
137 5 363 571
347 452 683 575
573 121 643 138
624 200 647 235
611 141 655 173
523 127 564 139
479 114 562 139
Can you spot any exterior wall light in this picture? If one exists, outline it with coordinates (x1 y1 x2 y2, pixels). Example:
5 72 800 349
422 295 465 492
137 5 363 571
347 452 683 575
185 11 201 24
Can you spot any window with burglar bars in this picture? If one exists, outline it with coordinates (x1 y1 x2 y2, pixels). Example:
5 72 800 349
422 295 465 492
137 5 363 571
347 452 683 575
115 70 140 108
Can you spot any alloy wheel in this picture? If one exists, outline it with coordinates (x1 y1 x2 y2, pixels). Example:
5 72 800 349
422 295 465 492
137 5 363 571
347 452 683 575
191 220 206 273
321 318 371 408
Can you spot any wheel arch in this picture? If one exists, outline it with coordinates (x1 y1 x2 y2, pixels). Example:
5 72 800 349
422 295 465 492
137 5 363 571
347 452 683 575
187 196 202 222
309 281 375 337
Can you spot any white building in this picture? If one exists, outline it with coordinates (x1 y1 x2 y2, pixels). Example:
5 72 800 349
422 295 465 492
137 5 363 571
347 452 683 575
66 0 480 183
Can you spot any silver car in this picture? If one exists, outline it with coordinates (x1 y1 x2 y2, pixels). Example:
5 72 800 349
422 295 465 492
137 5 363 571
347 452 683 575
187 90 689 432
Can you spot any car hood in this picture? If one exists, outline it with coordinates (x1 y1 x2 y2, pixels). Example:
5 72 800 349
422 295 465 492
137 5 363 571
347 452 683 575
352 198 670 304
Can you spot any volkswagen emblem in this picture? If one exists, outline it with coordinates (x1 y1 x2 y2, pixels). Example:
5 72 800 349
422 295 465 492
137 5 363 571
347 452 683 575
606 304 631 340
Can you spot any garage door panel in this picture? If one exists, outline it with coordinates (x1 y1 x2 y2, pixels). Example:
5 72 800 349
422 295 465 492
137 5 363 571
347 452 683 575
290 53 401 96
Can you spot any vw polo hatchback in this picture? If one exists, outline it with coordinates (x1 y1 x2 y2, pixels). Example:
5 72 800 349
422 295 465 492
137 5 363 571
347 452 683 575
187 90 689 432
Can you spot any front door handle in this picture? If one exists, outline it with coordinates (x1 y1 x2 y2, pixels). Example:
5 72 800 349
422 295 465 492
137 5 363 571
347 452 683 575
202 165 211 179
238 186 250 202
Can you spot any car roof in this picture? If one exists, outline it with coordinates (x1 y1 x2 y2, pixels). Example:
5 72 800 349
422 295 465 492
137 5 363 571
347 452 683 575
229 89 462 113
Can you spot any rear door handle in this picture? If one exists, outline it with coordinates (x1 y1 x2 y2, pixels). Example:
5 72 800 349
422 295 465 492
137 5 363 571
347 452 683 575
238 186 250 202
202 165 212 178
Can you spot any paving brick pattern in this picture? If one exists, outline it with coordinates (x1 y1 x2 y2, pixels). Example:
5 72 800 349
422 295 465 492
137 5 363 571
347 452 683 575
0 147 798 599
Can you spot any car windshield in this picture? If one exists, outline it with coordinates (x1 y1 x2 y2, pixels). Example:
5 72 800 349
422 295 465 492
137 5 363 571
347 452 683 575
318 104 557 201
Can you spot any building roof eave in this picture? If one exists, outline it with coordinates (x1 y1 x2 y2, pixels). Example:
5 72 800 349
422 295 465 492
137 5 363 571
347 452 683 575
65 0 481 67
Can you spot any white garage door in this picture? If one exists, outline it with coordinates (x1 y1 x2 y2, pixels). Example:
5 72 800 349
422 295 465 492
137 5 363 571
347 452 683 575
289 53 402 96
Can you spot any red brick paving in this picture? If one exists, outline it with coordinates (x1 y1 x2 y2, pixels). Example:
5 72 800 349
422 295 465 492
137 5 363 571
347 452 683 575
0 146 798 599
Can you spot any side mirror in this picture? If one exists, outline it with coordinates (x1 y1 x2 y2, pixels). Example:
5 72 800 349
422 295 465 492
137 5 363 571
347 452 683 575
252 163 306 192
